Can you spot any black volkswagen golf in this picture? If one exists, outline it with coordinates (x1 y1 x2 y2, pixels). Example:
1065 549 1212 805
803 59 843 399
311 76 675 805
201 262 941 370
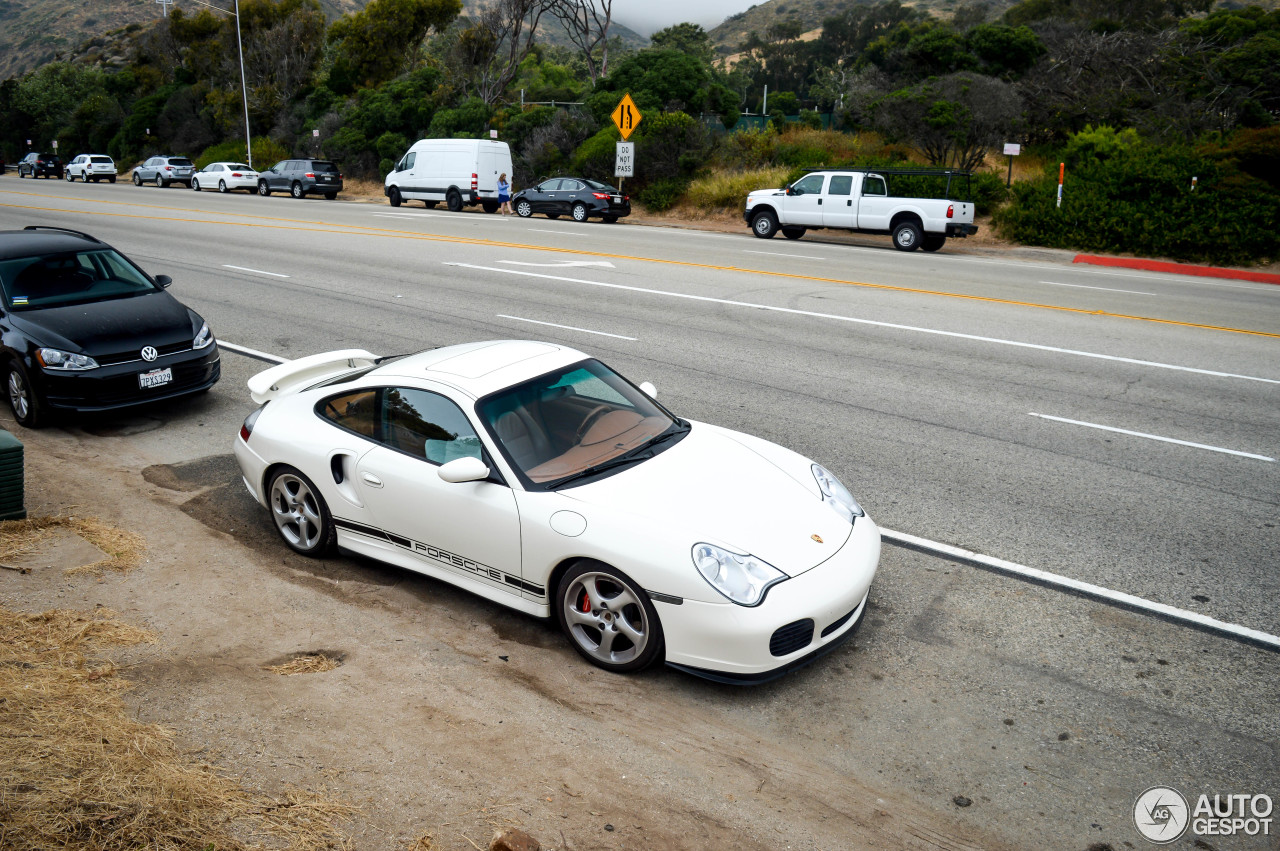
0 227 219 428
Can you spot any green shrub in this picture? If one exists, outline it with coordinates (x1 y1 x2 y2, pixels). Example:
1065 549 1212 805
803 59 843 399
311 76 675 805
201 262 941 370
570 126 621 181
638 177 690 212
195 136 287 169
994 140 1280 265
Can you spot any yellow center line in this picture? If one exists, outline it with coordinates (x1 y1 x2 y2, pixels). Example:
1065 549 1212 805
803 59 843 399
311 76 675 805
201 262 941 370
3 192 1277 340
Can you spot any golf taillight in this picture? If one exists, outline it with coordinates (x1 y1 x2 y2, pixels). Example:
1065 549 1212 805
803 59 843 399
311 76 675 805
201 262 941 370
947 204 954 218
240 406 263 442
231 172 242 177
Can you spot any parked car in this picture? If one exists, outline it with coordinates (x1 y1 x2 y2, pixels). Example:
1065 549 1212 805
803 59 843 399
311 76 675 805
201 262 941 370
132 155 196 188
257 159 342 199
234 341 880 683
512 177 630 223
193 162 259 193
17 153 63 179
65 154 118 183
744 167 977 251
0 226 220 428
384 138 512 212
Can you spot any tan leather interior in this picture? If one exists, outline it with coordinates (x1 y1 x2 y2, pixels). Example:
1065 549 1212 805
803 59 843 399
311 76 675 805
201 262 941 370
526 412 669 482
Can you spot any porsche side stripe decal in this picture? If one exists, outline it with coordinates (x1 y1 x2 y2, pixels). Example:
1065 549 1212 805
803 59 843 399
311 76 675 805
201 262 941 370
333 517 545 597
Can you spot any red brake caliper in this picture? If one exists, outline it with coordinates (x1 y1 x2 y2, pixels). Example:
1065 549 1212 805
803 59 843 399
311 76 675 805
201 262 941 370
580 588 591 613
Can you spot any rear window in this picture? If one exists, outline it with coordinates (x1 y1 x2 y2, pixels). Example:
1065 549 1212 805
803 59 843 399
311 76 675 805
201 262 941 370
583 179 615 192
310 161 339 173
90 156 113 163
168 158 194 167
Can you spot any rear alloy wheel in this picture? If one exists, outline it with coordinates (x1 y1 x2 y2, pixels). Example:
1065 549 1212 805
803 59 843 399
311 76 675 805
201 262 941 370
446 189 463 212
291 181 304 199
6 360 44 429
258 180 270 196
267 467 335 557
218 179 228 193
781 226 806 240
159 178 170 188
515 199 532 218
751 210 779 239
556 562 664 674
571 202 589 222
892 220 922 251
921 235 946 252
132 172 142 186
388 186 402 207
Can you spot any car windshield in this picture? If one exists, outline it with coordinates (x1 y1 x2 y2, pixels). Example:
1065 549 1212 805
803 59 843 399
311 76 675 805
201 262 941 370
478 359 680 489
0 249 159 311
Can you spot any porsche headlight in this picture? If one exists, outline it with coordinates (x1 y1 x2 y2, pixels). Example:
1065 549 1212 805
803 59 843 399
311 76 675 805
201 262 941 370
692 542 785 606
812 463 864 524
193 321 214 349
36 348 98 371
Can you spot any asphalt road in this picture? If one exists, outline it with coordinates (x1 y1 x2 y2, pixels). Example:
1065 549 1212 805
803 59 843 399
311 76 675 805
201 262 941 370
2 177 1277 848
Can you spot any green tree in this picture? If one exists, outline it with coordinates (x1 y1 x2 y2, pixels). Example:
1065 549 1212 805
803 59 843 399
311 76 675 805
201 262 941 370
650 23 715 65
328 0 461 91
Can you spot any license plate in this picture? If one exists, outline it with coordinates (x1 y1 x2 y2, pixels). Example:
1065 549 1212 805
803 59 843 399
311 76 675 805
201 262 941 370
139 367 172 389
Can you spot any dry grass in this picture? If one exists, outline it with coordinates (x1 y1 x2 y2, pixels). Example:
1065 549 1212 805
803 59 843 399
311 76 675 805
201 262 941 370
0 516 146 576
403 833 436 850
682 166 791 211
0 604 355 850
266 653 342 677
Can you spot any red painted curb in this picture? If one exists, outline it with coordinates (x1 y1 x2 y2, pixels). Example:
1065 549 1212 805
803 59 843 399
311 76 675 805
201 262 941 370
1073 254 1280 285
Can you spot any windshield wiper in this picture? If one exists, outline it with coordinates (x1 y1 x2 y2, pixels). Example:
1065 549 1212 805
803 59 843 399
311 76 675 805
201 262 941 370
546 452 653 491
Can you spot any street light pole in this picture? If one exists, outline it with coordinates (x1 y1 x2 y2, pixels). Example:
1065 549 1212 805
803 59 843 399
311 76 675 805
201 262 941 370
234 0 252 168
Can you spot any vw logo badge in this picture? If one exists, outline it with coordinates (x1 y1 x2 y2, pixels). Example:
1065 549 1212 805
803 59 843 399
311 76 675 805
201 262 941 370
141 346 159 362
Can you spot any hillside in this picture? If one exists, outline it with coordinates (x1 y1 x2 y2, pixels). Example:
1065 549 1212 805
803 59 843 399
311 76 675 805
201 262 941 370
0 0 645 81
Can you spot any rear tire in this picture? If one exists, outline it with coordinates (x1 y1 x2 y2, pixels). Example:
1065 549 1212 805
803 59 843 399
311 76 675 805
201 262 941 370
892 220 922 251
482 201 499 213
159 178 170 188
781 226 806 240
556 561 664 674
291 181 304 199
108 175 116 183
603 215 618 223
921 235 946 252
751 210 779 239
446 189 463 212
267 467 335 557
324 193 336 200
388 186 402 207
571 202 589 222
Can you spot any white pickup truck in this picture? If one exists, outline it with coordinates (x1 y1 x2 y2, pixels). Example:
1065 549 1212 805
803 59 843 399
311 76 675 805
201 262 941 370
744 168 978 252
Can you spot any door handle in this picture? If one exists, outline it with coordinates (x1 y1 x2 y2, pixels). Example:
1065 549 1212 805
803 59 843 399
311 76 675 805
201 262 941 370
361 472 384 488
818 199 823 205
847 200 852 206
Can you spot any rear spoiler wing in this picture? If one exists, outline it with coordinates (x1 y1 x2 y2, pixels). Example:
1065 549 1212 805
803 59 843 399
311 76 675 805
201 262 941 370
247 349 379 405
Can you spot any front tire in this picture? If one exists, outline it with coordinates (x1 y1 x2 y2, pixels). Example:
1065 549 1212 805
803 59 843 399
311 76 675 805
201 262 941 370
267 467 334 557
132 172 142 186
556 562 664 674
192 178 201 191
781 226 806 240
291 181 304 199
388 186 402 207
482 201 499 214
218 179 228 193
446 189 462 212
6 360 45 429
892 220 922 251
258 180 270 196
751 210 779 239
65 170 74 182
571 202 589 222
515 199 532 218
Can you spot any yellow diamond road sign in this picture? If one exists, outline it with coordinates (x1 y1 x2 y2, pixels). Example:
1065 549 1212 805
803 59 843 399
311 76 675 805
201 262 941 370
611 93 642 140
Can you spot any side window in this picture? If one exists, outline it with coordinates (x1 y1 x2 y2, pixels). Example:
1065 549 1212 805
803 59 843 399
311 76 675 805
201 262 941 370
399 152 415 171
863 176 887 196
380 387 484 466
828 175 853 196
318 390 377 437
542 179 563 191
792 174 825 195
562 180 584 191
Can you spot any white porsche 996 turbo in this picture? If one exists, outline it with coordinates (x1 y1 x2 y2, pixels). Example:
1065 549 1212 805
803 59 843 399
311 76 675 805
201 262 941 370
233 341 881 683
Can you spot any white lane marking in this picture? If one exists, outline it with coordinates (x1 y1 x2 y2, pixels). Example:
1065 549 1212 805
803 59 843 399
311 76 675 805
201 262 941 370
443 263 1280 385
372 212 446 219
880 527 1280 651
496 314 637 340
744 250 826 261
218 341 287 363
499 260 616 268
215 338 1280 651
1039 280 1156 296
1029 413 1276 462
527 228 588 235
222 264 289 278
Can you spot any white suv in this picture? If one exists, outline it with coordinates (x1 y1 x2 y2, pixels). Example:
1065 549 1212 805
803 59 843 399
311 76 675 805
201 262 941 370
65 155 118 183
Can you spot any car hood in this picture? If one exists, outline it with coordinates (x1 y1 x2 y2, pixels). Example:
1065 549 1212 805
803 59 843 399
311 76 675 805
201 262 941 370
747 188 784 200
563 423 852 577
11 291 196 355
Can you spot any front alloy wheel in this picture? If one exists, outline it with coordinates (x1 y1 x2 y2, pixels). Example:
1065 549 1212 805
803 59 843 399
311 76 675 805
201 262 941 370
6 360 44 428
556 562 663 673
267 467 334 556
218 179 228 193
258 180 270 196
192 178 200 191
515 199 532 217
132 172 142 186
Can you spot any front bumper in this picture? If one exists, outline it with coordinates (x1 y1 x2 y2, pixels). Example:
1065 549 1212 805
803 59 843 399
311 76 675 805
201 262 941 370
946 223 978 237
657 515 881 683
38 345 220 412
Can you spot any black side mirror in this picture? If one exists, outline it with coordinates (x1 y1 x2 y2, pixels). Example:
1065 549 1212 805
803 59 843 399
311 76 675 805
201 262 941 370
155 274 173 288
785 186 796 196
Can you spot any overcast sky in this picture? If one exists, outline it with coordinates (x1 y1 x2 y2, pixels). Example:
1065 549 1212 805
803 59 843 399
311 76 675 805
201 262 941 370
609 0 753 36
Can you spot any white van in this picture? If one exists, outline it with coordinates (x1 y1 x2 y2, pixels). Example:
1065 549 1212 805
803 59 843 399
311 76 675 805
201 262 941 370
384 139 514 213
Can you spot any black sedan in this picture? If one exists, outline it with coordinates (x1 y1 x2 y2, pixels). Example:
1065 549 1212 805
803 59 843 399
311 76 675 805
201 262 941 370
0 227 220 428
513 177 630 223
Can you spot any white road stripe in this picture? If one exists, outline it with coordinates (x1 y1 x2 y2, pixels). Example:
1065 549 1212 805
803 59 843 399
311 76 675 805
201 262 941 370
444 262 1280 385
496 314 637 340
218 341 287 363
879 527 1280 651
1029 413 1276 462
215 337 1280 651
372 212 445 219
527 228 589 235
499 260 616 268
744 250 826 260
1039 280 1156 296
223 264 289 278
